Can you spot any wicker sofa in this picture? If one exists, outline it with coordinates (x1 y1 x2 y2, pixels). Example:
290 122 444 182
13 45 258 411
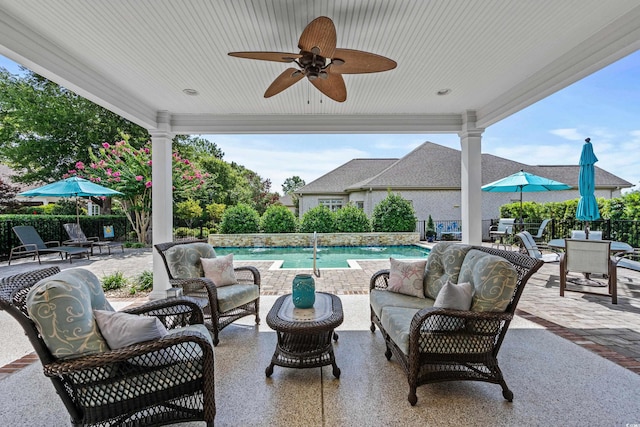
369 242 543 406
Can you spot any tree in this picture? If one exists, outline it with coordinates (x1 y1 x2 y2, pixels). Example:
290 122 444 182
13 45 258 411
0 177 20 213
282 175 306 215
175 198 203 228
173 135 224 160
0 68 149 185
78 135 209 243
282 176 306 194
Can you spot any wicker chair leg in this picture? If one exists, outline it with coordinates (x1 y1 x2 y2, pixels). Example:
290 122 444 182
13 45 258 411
408 387 418 406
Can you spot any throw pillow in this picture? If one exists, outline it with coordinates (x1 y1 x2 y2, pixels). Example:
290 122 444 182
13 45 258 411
433 281 473 310
387 257 427 298
432 281 473 331
201 254 237 287
94 310 168 350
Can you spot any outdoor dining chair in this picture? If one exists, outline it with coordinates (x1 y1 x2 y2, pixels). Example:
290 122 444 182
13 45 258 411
63 222 124 255
559 239 617 304
0 267 215 427
9 225 89 265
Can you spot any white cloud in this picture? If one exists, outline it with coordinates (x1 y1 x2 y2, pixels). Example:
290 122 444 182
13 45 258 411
549 128 584 140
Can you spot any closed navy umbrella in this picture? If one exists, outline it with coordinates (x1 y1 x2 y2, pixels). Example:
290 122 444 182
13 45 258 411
576 138 600 238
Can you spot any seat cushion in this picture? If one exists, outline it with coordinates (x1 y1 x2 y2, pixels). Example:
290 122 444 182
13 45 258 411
370 289 434 320
423 243 472 299
458 249 518 312
26 269 114 359
380 306 420 355
216 283 260 313
164 243 217 279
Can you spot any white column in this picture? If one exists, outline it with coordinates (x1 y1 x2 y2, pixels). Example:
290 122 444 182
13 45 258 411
458 111 484 245
149 111 175 299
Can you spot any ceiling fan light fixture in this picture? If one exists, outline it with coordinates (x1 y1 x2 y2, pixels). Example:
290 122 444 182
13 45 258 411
436 88 452 96
228 16 397 102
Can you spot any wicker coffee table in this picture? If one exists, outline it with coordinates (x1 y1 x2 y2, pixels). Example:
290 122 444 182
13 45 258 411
265 292 343 378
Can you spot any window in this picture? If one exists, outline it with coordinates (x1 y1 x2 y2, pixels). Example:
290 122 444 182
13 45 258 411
356 201 364 209
319 199 344 211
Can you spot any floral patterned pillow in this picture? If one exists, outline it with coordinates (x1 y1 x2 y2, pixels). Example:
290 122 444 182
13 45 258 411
201 254 237 287
387 257 427 298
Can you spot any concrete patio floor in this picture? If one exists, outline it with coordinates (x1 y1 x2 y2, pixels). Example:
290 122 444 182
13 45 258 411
1 245 639 425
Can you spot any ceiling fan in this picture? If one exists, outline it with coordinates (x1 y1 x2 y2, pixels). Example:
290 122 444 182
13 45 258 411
228 16 397 102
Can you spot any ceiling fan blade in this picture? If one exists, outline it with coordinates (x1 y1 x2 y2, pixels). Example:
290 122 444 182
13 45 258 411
310 73 346 102
264 68 305 98
228 51 302 63
330 48 397 74
298 16 336 58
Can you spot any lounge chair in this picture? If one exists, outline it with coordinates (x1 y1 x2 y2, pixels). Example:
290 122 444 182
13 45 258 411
531 219 551 241
516 231 560 262
9 225 89 265
63 223 124 255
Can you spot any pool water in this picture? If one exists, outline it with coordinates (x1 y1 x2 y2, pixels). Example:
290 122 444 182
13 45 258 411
214 245 430 269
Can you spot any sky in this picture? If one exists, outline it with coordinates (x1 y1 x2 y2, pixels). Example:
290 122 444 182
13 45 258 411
2 50 639 194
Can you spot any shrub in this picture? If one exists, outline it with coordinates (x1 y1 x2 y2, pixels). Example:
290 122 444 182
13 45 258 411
371 192 417 232
102 271 128 291
134 270 153 292
261 204 297 233
299 205 336 233
334 204 371 232
219 203 261 234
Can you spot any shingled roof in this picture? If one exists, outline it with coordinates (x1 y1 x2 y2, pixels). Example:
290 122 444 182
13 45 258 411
298 141 632 193
298 158 398 194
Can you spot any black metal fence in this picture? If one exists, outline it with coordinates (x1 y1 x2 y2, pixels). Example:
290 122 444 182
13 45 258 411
417 218 640 248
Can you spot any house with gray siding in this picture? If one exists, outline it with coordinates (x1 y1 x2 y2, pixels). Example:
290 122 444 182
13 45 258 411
296 142 632 232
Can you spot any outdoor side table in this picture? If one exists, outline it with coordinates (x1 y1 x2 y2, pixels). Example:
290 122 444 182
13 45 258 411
265 292 343 378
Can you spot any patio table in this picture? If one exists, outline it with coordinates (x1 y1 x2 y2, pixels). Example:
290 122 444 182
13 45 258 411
548 239 633 255
265 292 343 378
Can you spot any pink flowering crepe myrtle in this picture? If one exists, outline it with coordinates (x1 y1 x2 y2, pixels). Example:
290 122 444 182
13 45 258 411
67 135 209 243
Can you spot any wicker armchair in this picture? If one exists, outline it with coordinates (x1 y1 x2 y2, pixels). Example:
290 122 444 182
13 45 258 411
0 267 215 427
155 240 261 345
369 245 542 405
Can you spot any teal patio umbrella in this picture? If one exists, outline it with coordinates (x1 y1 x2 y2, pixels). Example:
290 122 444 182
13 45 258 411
482 170 571 228
19 176 123 224
576 138 600 237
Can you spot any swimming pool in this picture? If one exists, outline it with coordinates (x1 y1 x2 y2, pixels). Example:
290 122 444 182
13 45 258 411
214 245 430 269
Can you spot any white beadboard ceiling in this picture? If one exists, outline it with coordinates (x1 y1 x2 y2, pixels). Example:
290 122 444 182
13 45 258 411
1 0 639 134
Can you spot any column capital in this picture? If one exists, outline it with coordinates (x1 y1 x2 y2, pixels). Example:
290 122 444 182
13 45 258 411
149 110 175 140
458 110 484 138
